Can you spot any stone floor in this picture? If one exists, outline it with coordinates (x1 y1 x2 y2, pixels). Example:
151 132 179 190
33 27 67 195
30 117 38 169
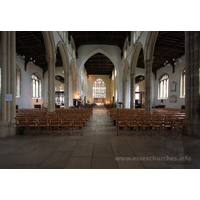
0 107 200 169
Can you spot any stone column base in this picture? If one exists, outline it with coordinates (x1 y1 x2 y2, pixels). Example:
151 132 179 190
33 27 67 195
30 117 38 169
187 122 200 138
0 122 16 137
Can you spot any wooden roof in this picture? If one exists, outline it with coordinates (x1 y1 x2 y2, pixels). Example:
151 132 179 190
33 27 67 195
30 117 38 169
13 31 185 78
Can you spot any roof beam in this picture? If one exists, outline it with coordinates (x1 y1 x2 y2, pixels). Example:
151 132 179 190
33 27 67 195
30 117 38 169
16 38 46 63
29 31 43 44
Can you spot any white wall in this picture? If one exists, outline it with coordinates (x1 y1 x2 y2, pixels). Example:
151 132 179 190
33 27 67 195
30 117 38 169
16 58 43 109
154 56 185 108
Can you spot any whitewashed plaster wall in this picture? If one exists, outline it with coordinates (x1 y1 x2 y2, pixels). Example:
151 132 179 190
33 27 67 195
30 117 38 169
136 80 145 92
16 58 43 109
154 55 185 108
76 44 123 102
55 66 64 77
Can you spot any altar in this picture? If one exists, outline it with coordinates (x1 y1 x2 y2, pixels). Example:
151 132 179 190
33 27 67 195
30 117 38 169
96 103 104 106
94 98 105 103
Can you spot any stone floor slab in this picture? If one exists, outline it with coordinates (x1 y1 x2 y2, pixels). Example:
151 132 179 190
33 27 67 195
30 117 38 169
38 151 71 169
93 144 114 157
71 144 93 157
55 140 78 152
15 147 55 166
65 157 92 169
92 157 117 169
0 153 28 169
111 143 135 157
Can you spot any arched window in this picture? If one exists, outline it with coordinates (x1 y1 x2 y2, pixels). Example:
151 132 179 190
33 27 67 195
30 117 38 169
31 74 41 98
93 78 106 98
135 85 140 100
158 73 169 99
180 67 186 98
16 67 21 97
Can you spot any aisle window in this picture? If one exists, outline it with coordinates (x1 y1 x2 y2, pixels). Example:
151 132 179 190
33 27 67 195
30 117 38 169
16 67 21 97
180 67 186 98
158 74 169 99
31 74 41 98
135 85 140 100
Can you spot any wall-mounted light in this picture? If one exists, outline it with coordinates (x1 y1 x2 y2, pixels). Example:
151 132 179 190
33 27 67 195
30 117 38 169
76 92 80 99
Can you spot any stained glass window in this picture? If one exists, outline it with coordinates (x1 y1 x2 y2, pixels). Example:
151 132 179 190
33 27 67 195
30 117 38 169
93 78 106 98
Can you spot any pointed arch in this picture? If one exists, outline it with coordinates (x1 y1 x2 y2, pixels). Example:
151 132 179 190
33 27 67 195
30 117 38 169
130 42 143 74
79 48 119 76
144 31 158 61
129 42 143 109
57 41 70 108
42 31 56 61
69 59 77 99
79 48 120 102
57 41 69 74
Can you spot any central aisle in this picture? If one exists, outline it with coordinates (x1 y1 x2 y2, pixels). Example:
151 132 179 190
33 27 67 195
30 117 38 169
0 107 199 169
